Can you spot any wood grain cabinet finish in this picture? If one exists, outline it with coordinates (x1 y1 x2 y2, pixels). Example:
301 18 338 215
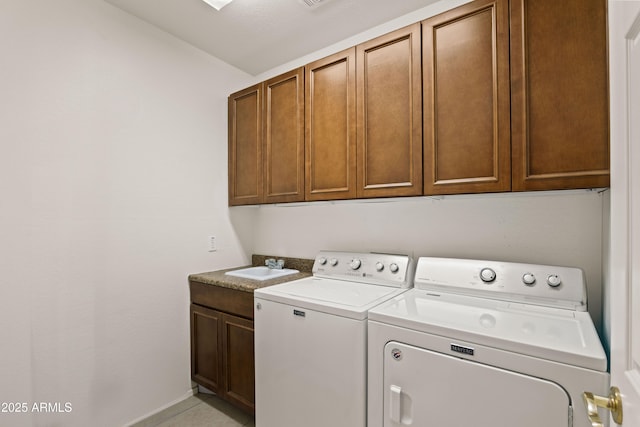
190 283 255 414
229 0 610 203
510 0 610 191
220 314 255 413
305 48 357 201
356 24 423 198
263 68 305 203
423 0 511 195
228 84 262 205
191 304 221 394
229 69 304 205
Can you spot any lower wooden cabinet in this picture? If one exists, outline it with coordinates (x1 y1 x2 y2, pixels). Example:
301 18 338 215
220 312 255 412
190 283 255 415
191 304 221 393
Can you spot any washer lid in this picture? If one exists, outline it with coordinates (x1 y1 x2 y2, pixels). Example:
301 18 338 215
368 289 607 371
254 276 407 320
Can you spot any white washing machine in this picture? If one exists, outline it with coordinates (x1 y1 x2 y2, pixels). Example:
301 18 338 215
368 257 609 427
254 251 414 427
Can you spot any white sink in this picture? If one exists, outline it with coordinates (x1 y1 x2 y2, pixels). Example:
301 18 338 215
225 266 299 281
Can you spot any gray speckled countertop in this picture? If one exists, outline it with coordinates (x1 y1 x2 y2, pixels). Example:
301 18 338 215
188 254 314 293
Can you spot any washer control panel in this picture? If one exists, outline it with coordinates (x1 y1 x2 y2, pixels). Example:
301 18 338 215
312 251 414 288
413 257 587 311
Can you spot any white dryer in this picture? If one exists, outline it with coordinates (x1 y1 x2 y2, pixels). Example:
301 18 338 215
368 257 609 427
254 251 414 427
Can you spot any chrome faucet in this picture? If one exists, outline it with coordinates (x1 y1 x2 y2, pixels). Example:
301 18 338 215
265 258 285 269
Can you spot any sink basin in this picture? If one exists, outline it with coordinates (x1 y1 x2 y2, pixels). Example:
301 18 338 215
225 266 299 281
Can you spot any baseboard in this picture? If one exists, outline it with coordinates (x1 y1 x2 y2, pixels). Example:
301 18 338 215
124 386 198 426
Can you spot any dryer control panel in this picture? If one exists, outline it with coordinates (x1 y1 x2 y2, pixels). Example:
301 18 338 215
413 257 587 311
312 251 414 288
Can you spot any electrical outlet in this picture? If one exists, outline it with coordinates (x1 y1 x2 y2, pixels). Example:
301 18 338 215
208 236 217 252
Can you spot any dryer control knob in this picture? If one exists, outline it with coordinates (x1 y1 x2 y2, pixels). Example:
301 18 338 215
480 268 497 283
522 273 536 286
389 263 400 273
318 257 327 265
547 274 562 288
375 262 385 272
350 259 362 270
329 258 338 267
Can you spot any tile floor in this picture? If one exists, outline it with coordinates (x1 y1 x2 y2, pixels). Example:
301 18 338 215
131 393 255 427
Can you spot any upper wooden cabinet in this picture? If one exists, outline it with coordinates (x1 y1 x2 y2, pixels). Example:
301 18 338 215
228 84 262 206
422 0 511 195
305 48 357 201
229 0 610 204
510 0 610 191
263 69 305 203
228 69 304 206
356 24 423 198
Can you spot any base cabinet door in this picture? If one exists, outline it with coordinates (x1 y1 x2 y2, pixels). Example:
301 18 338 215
221 313 255 414
190 304 255 415
510 0 610 191
422 0 511 195
190 304 221 394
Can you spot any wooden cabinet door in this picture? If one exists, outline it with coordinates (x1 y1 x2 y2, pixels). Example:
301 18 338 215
221 313 255 414
263 68 305 203
228 84 263 205
510 0 610 191
305 48 357 201
356 24 423 198
190 304 221 394
423 0 511 195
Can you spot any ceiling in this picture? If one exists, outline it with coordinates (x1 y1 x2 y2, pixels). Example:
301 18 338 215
103 0 439 75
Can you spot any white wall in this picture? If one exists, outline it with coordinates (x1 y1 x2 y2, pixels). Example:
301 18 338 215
0 1 253 425
249 0 472 89
250 190 606 334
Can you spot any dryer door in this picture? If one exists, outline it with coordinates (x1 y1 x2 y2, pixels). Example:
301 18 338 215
383 341 571 427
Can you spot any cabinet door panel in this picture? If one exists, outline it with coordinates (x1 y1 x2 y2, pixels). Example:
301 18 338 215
305 48 357 201
357 24 422 198
511 0 609 190
222 314 255 414
190 304 221 393
229 85 263 205
423 0 511 195
264 68 305 203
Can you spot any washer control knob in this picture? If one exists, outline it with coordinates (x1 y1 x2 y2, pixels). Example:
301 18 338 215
375 262 385 272
522 273 536 286
480 268 497 283
318 257 327 265
547 274 562 288
389 263 399 273
350 258 362 270
329 258 338 267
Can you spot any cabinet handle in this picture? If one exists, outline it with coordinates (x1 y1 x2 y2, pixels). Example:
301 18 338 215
582 386 623 426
